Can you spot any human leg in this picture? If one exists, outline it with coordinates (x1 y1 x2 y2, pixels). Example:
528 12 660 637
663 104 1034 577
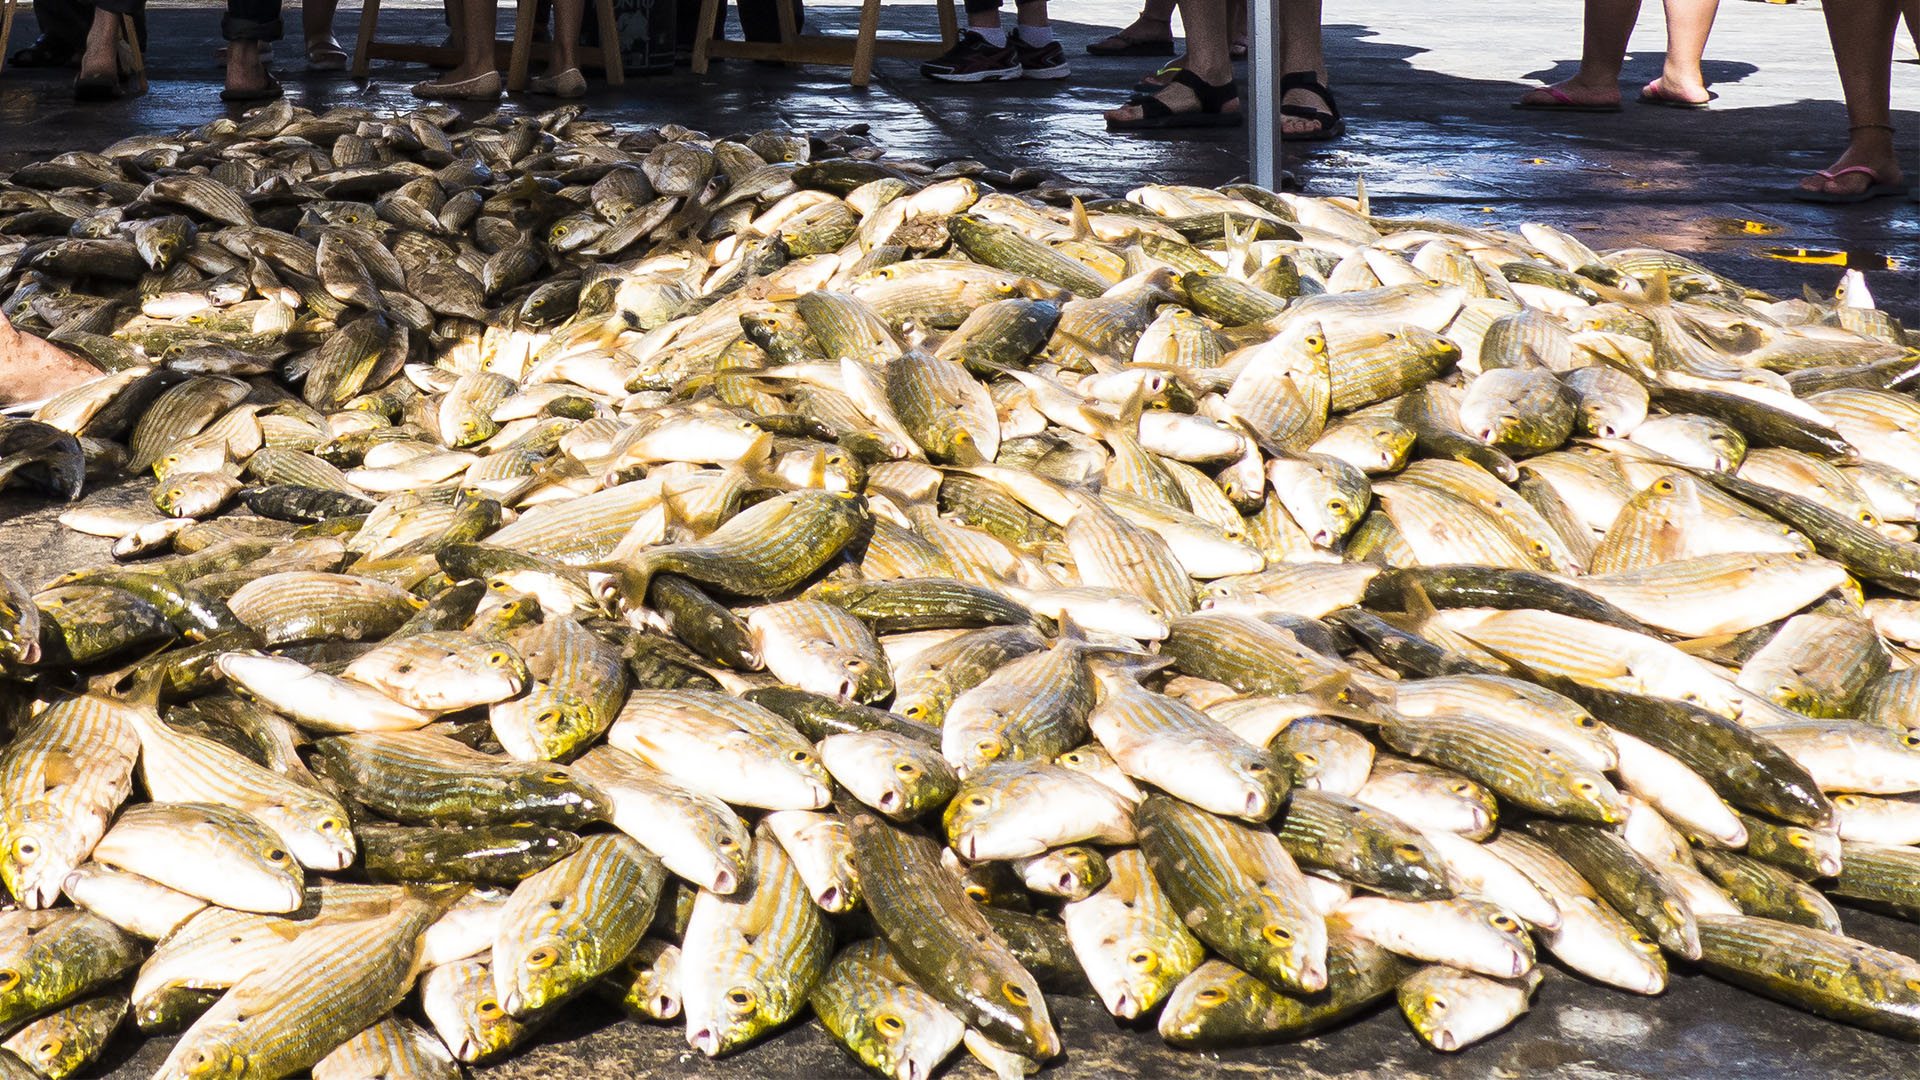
528 0 585 95
223 0 284 97
1641 0 1717 103
304 0 347 68
413 0 501 94
1275 0 1341 137
1087 0 1175 55
1011 0 1067 78
921 0 1021 80
1518 0 1640 108
1796 0 1913 199
1105 0 1238 127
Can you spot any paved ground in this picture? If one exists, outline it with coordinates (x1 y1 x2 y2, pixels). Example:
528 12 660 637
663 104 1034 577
0 0 1916 314
2 2 1919 1077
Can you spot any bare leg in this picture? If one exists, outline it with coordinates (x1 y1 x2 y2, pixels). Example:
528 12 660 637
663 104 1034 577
1798 0 1913 196
1104 0 1236 123
1278 0 1331 135
78 7 118 80
304 0 344 57
226 37 274 93
1014 0 1046 29
549 0 581 71
1519 0 1639 107
1229 0 1245 52
1645 0 1717 103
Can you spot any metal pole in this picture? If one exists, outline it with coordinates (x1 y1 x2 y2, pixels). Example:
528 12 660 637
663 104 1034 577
1247 0 1284 189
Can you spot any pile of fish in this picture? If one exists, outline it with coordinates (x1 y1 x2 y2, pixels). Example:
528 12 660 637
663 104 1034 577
0 97 1917 1080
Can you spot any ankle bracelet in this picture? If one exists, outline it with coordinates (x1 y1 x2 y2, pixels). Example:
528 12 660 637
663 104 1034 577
1847 122 1896 133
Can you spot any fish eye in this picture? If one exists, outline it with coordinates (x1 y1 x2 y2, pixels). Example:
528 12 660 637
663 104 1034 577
344 214 359 223
168 489 183 501
1127 948 1159 972
1575 780 1595 792
1653 480 1674 493
1393 843 1423 859
1489 913 1518 931
525 946 558 969
972 739 1003 761
1424 993 1449 1013
876 1012 906 1034
1001 982 1028 1004
553 225 568 235
34 1038 63 1058
536 706 565 726
1261 924 1293 945
13 838 38 859
718 835 740 849
900 704 926 720
1305 335 1324 351
726 986 757 1010
477 998 504 1017
894 761 921 777
964 793 990 809
787 750 813 764
1294 752 1319 767
1531 541 1550 555
1787 833 1811 850
1904 734 1920 749
1195 986 1228 1005
319 817 345 834
0 971 19 992
964 884 991 902
1447 782 1470 795
844 659 868 673
487 651 513 667
266 848 290 863
542 771 571 784
1327 499 1345 514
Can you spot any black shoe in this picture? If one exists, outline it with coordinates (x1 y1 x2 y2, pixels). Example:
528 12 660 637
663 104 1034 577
1013 32 1069 79
920 30 1020 82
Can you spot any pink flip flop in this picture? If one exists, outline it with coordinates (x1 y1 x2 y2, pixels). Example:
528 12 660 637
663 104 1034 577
1513 84 1622 113
1792 164 1906 204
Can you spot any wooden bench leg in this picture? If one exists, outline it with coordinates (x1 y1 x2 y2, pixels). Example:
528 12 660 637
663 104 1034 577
593 0 622 84
849 0 880 86
936 0 957 49
507 0 536 89
689 0 721 73
119 14 145 94
0 0 18 76
351 0 380 77
774 0 798 68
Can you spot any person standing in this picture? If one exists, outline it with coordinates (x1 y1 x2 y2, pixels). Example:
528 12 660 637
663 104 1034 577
1793 0 1915 202
919 0 1068 82
1516 0 1722 110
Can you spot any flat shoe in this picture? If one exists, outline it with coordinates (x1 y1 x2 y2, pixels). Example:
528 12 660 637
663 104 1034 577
307 42 350 71
528 68 587 97
412 71 502 99
221 75 284 102
72 73 124 102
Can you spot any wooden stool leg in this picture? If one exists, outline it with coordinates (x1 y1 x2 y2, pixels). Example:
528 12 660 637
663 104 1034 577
0 0 18 76
689 0 721 73
351 0 380 77
774 0 797 68
508 0 536 90
936 0 956 49
119 14 145 94
848 0 880 86
593 0 622 84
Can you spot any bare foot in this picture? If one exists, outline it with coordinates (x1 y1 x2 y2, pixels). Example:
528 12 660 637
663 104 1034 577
1104 78 1240 125
1518 78 1620 109
1095 16 1173 48
1798 146 1904 197
1642 75 1709 105
76 13 118 81
0 314 101 409
1281 80 1335 136
225 41 274 95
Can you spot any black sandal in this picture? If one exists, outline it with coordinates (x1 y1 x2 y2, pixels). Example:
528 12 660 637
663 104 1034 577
1107 68 1242 131
1280 71 1346 142
10 35 80 68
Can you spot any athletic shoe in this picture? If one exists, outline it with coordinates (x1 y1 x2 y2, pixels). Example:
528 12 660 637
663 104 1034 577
1014 33 1070 79
921 31 1021 82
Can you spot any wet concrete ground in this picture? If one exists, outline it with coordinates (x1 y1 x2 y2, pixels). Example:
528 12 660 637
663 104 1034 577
0 0 1916 315
1 1 1918 1076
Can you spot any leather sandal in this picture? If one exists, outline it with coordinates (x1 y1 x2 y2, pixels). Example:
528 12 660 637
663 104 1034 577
1279 71 1345 141
1107 68 1241 131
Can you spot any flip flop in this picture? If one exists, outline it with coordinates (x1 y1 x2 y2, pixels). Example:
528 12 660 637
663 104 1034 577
1512 84 1622 113
9 36 81 68
1086 31 1174 57
1638 80 1712 109
220 75 284 102
1792 165 1906 204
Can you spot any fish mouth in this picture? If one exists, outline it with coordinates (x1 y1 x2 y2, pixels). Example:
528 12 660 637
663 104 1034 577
818 885 843 909
1433 1030 1458 1052
711 868 739 895
688 1027 723 1057
877 790 902 814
